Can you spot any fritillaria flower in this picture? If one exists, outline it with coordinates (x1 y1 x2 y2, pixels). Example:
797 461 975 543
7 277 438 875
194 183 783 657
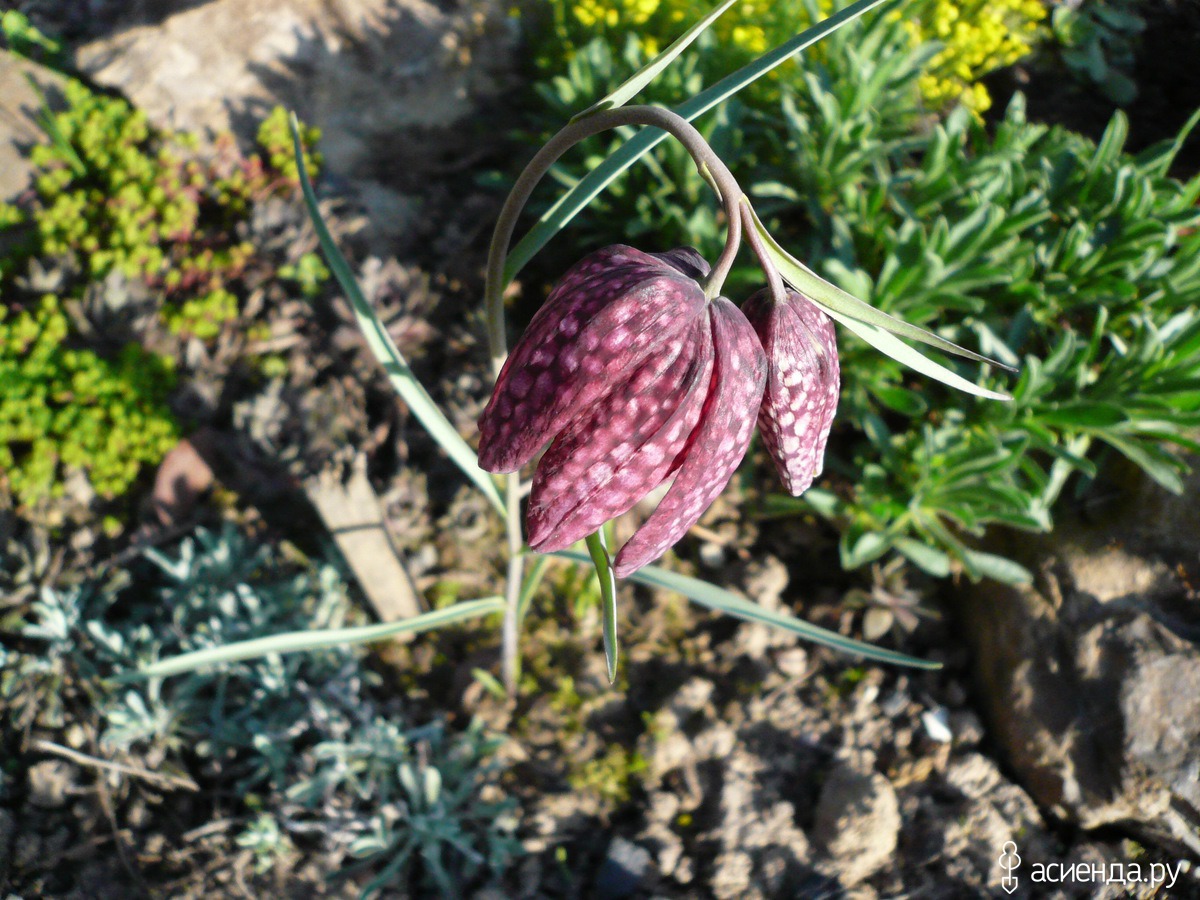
477 244 767 576
742 287 840 496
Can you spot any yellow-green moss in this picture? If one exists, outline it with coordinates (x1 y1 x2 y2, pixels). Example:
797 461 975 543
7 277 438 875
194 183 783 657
567 744 647 806
0 295 178 504
0 81 328 506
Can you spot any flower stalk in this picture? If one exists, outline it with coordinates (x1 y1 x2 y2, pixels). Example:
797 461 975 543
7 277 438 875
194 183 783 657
484 105 755 692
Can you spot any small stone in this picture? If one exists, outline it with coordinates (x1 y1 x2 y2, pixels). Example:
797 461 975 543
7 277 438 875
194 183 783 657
921 708 953 744
698 541 725 568
668 677 715 720
950 710 985 746
814 764 900 887
64 725 87 749
943 753 1003 802
594 836 653 900
28 760 71 809
710 850 754 900
775 647 808 679
879 690 908 718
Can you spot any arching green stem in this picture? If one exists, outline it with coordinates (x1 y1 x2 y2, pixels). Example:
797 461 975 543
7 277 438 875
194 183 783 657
485 105 745 371
740 197 786 304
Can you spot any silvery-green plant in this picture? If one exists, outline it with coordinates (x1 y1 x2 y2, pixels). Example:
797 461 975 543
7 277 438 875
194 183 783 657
237 813 296 875
9 526 520 896
290 719 520 897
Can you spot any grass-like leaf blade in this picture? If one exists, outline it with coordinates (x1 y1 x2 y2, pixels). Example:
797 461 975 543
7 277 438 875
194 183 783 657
751 220 1012 400
550 552 940 669
829 310 1012 401
289 114 506 517
133 597 505 679
573 0 740 121
746 203 1016 371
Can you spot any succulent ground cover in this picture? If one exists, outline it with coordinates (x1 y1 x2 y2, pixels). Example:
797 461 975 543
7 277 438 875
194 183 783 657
2 1 1200 897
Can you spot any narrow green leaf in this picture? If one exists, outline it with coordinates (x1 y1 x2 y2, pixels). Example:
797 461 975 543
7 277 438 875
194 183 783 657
1038 402 1129 429
843 529 891 568
289 114 506 517
893 537 952 577
829 308 1013 401
134 597 505 679
585 532 620 683
959 550 1033 586
505 0 897 282
870 384 929 417
471 667 509 701
1090 111 1128 172
799 486 840 517
746 203 1016 372
1099 433 1185 494
549 552 939 669
574 0 740 120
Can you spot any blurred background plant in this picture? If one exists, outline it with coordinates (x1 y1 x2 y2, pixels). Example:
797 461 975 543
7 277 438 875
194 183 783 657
1 524 519 896
1049 0 1146 105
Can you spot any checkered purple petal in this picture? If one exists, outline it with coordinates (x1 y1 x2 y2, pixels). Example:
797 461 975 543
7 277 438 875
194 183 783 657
526 315 714 552
743 288 840 496
613 297 767 576
478 245 707 473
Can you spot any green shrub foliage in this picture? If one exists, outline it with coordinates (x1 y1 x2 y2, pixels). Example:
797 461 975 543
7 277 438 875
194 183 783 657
0 81 324 507
760 55 1200 581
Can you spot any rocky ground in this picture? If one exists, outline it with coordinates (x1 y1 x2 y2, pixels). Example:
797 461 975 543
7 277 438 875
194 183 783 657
2 0 1199 897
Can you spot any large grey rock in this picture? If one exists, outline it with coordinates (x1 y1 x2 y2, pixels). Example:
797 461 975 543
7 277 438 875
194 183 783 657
0 52 69 202
76 0 513 177
958 510 1200 858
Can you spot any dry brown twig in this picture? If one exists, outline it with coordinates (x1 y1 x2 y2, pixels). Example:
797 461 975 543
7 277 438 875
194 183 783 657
31 738 200 792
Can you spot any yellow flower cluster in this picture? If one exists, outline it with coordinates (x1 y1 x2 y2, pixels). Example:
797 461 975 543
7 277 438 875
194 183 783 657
549 0 778 68
531 0 1045 114
572 0 661 30
903 0 1046 113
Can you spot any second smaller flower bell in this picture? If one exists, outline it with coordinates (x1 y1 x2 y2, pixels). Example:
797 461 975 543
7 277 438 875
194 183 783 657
742 287 840 496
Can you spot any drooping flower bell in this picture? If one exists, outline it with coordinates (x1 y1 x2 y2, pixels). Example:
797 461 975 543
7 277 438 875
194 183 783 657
478 245 767 576
742 287 840 496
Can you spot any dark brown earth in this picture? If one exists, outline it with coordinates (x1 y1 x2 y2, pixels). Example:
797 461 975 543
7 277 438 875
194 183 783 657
2 1 1200 898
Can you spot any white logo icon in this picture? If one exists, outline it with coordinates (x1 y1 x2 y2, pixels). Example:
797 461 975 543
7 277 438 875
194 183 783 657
998 841 1021 894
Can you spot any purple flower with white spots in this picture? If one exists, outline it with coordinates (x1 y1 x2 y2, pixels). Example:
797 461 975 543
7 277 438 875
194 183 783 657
478 244 767 576
742 287 840 496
